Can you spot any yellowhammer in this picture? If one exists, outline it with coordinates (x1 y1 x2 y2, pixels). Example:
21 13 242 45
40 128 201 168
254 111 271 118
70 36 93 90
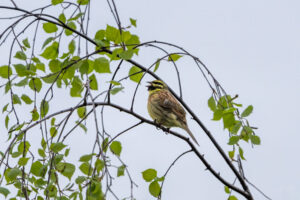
147 80 199 145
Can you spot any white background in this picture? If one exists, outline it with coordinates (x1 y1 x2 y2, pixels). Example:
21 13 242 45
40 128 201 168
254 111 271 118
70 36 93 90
0 0 299 199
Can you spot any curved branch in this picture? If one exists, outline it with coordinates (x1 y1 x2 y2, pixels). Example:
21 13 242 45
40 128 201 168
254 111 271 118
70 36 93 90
158 150 192 199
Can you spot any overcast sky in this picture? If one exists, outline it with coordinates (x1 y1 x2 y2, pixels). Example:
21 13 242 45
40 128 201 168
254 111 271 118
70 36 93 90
0 0 299 199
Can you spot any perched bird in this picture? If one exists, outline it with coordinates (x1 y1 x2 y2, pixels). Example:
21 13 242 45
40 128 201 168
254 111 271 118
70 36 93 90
146 80 199 145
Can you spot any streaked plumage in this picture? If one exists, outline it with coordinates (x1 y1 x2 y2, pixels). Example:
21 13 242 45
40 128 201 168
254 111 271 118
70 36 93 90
147 80 199 145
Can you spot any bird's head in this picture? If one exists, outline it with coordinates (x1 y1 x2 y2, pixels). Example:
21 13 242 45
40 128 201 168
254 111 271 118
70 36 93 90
146 80 168 93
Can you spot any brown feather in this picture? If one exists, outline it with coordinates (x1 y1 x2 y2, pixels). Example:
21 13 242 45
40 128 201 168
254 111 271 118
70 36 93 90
148 88 199 145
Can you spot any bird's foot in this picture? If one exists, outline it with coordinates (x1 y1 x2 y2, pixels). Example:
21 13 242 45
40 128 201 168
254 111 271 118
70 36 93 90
164 128 170 135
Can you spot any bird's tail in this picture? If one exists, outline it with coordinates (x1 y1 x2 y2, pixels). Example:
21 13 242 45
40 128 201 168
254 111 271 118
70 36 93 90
183 125 199 146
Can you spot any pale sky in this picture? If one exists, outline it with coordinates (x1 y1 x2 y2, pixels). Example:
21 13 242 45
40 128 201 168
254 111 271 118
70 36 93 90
0 0 299 199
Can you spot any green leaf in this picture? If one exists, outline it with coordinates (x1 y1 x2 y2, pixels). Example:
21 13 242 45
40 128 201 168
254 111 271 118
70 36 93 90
110 87 124 95
121 31 132 42
77 121 87 132
68 40 76 54
31 108 39 121
149 180 160 197
77 107 86 118
239 147 246 160
22 38 31 48
228 150 235 159
15 77 28 87
40 100 49 118
101 138 109 152
0 65 12 78
65 22 76 36
41 41 59 60
231 122 241 134
110 141 122 156
14 51 27 60
208 96 216 111
11 151 22 158
250 135 261 145
58 197 68 200
12 94 21 105
105 25 120 43
93 159 104 174
30 161 44 177
18 157 30 166
79 59 89 75
0 187 10 198
21 94 33 104
58 13 66 23
79 162 92 176
119 49 134 60
54 154 64 165
42 37 54 49
94 30 105 40
5 115 9 129
38 148 46 158
75 176 86 184
7 168 21 181
125 34 140 48
64 148 70 157
109 80 121 86
89 74 98 90
228 136 240 145
50 127 58 138
77 0 89 5
4 83 10 93
223 107 236 114
49 59 61 73
228 195 238 200
17 141 31 155
142 169 157 182
157 176 165 182
52 0 63 5
110 48 123 60
129 66 143 83
130 18 137 27
45 184 57 197
43 22 58 33
79 154 93 162
29 78 42 92
13 64 26 77
243 126 253 134
68 13 84 21
56 162 75 180
154 60 160 72
86 180 103 200
42 74 58 84
95 39 108 49
223 113 235 129
224 186 230 194
50 142 67 153
41 138 47 150
70 76 83 97
241 105 253 117
94 57 110 73
117 165 126 177
2 103 9 113
168 54 182 61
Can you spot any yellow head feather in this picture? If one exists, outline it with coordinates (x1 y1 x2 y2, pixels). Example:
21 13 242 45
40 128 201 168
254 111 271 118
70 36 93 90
147 80 167 94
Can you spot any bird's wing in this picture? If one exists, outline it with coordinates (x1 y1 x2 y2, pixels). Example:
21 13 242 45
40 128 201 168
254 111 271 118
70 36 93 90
158 90 187 123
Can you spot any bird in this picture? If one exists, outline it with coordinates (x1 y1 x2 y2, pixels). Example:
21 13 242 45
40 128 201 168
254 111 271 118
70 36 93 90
146 80 199 145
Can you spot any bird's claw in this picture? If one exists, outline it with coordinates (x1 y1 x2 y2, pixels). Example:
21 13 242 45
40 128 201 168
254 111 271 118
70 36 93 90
164 128 170 135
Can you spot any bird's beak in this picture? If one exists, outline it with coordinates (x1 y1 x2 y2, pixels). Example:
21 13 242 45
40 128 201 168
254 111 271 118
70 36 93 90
146 81 152 88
